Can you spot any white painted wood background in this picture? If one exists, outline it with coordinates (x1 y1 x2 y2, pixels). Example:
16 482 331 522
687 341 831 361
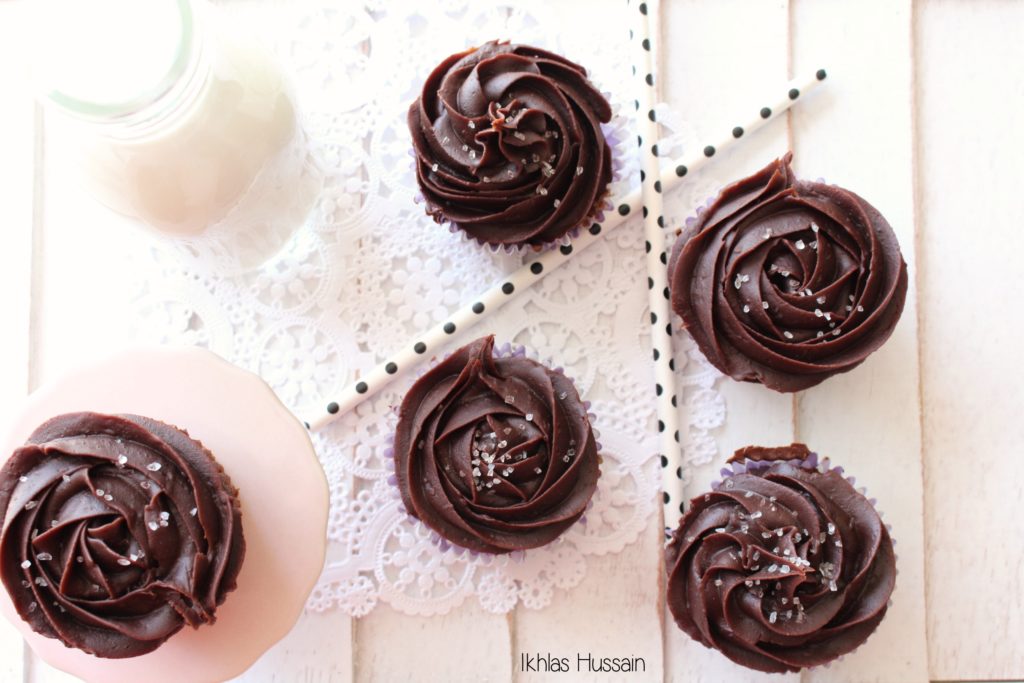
0 1 1020 681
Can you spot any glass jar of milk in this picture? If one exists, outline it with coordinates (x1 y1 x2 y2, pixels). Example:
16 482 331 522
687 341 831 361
36 0 322 268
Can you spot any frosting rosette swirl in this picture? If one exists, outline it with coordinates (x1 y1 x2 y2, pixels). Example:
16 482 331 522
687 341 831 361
668 154 908 392
393 336 600 553
666 444 896 673
0 412 245 658
408 40 613 248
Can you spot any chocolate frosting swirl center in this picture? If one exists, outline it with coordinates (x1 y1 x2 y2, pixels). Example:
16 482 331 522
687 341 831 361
668 154 908 392
409 40 613 247
394 336 599 554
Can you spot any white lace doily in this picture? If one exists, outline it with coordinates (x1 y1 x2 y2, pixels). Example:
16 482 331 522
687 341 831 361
105 0 732 617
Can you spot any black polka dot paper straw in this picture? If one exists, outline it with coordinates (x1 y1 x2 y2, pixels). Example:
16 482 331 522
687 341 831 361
628 0 685 534
660 67 829 232
305 70 828 432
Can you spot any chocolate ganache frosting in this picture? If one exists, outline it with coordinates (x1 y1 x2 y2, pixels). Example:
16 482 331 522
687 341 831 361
666 444 896 673
408 40 613 248
393 336 600 553
0 412 244 658
668 154 908 392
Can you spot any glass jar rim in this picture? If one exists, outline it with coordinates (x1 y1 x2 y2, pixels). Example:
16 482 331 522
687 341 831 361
43 0 197 122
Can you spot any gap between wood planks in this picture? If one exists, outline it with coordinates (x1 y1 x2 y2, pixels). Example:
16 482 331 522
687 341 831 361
909 0 931 677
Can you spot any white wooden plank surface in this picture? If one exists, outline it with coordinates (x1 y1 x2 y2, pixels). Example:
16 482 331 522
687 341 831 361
917 1 1024 680
0 0 35 464
0 0 34 679
660 1 798 680
790 1 930 681
356 604 511 682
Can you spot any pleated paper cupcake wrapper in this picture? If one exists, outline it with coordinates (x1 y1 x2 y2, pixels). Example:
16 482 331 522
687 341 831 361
411 111 630 256
382 340 602 559
697 450 898 671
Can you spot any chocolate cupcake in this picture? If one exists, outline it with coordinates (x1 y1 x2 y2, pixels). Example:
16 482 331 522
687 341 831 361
666 444 895 673
0 412 245 659
408 40 613 249
393 336 600 553
668 154 908 392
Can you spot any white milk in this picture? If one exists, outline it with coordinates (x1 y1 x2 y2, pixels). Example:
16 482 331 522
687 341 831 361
36 0 320 265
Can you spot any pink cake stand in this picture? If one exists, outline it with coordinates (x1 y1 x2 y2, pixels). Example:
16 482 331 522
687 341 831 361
0 347 329 683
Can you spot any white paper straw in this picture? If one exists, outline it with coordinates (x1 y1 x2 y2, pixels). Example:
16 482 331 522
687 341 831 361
307 69 828 432
627 0 685 530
